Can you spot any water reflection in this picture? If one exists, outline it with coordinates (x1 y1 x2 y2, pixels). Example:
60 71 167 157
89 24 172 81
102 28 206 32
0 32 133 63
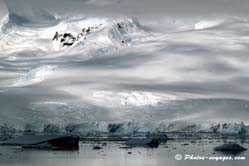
0 139 248 166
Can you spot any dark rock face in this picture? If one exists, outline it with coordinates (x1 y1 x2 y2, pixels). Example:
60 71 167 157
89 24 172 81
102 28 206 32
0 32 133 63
52 24 101 48
215 143 247 152
51 20 132 49
52 32 76 47
117 23 122 29
52 32 60 41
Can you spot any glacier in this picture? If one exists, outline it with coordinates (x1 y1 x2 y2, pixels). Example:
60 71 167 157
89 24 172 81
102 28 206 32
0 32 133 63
1 0 249 137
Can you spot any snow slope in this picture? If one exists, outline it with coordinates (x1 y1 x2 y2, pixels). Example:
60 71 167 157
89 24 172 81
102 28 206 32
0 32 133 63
1 0 249 136
10 65 57 87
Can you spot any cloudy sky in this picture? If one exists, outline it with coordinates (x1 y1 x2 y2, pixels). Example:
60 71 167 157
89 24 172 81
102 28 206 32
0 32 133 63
2 0 249 21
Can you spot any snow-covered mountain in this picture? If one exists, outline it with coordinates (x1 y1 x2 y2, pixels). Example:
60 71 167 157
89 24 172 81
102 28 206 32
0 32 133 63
1 0 249 136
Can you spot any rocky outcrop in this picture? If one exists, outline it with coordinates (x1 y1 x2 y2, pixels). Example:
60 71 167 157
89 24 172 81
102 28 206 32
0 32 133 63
2 135 80 150
215 143 247 152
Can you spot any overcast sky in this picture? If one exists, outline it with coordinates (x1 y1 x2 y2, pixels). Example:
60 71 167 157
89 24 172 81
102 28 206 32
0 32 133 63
2 0 249 19
1 0 249 32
